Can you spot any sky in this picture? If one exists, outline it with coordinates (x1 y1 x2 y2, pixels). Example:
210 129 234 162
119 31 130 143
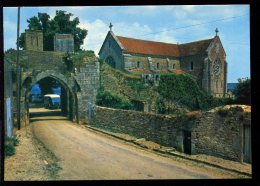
3 5 250 83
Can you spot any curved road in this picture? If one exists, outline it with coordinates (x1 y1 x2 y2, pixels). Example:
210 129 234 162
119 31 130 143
29 108 234 180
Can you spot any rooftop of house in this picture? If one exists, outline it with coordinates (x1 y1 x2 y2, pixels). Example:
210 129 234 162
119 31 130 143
117 35 215 57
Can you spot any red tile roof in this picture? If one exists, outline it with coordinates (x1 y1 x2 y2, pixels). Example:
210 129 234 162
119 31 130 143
178 39 213 56
117 36 180 57
117 35 213 57
170 69 185 75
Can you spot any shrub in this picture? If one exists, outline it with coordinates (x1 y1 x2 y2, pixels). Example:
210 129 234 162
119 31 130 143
96 86 134 110
4 136 19 157
217 107 229 117
233 77 251 105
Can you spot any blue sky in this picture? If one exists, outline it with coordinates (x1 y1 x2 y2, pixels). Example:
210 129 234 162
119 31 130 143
3 5 250 83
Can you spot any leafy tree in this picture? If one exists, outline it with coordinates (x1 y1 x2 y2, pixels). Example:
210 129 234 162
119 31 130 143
233 77 251 105
19 10 87 51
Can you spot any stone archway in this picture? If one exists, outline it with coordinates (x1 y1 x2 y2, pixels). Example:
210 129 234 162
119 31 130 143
21 70 81 125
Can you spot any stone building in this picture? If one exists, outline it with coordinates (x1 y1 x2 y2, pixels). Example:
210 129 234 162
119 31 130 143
54 33 74 53
99 29 227 97
25 30 43 51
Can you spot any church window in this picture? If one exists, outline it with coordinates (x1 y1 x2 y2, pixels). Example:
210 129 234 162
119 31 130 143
157 63 160 69
190 61 193 70
137 61 141 68
216 80 218 89
31 36 33 46
173 64 175 69
109 41 111 48
36 37 38 46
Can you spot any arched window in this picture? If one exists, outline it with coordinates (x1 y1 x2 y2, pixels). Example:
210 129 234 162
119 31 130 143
109 41 111 48
190 61 193 70
137 61 141 68
157 63 160 69
106 56 116 68
173 64 175 69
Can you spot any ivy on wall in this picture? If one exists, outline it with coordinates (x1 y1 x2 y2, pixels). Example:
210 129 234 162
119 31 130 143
156 73 233 113
96 86 134 110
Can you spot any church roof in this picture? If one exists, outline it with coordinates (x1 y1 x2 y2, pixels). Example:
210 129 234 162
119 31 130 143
116 35 214 57
117 36 180 57
178 38 214 56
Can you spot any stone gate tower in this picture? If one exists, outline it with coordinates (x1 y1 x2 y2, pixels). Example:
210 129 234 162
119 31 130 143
25 30 43 51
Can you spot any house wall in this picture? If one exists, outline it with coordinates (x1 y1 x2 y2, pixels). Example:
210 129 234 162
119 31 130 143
206 37 227 97
180 54 205 87
99 34 124 70
124 54 181 71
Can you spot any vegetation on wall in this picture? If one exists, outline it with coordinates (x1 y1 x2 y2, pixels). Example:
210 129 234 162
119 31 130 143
19 10 87 51
156 73 233 113
4 48 28 70
96 86 134 110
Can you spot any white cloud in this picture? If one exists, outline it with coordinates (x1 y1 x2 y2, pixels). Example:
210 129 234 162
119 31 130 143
181 5 195 11
78 19 156 55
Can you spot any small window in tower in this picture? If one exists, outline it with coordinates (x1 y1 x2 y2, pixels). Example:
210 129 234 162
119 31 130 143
31 36 33 46
173 64 175 69
157 63 160 69
137 61 141 68
109 41 111 48
190 61 193 70
216 80 218 89
36 37 38 46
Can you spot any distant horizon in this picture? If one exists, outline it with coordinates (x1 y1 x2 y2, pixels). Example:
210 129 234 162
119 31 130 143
3 5 250 83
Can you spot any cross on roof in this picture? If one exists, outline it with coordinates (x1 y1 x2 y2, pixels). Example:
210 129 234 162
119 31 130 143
215 28 219 36
109 22 113 31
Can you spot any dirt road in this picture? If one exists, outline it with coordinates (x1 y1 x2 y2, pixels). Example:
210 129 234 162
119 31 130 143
29 108 236 180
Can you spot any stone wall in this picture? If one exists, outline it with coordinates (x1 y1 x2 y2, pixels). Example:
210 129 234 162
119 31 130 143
91 105 251 162
21 50 65 72
91 106 199 151
193 106 251 162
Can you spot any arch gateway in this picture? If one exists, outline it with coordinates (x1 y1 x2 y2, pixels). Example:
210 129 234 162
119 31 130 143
17 49 100 127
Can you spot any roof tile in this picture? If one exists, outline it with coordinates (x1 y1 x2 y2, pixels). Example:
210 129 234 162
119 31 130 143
117 35 213 57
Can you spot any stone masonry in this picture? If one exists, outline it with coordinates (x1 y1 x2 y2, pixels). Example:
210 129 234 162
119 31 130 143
91 105 251 163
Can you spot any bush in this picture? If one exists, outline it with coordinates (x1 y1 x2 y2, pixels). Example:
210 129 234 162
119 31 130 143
5 136 19 157
156 73 233 111
233 77 251 105
96 86 134 110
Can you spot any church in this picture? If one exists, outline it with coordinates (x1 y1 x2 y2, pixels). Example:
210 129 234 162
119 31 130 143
99 26 227 97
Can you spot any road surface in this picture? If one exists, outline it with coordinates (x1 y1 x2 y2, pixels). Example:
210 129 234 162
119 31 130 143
29 108 234 180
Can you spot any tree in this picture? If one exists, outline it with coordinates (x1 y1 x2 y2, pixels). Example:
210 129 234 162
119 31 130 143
19 10 87 51
233 77 251 105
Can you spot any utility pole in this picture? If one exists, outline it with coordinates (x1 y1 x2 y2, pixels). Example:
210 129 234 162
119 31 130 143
16 7 21 130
